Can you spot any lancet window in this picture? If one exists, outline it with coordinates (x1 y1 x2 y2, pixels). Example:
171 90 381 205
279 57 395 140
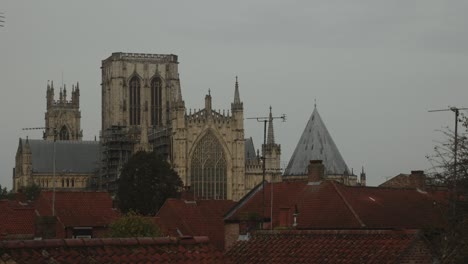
129 76 141 125
151 77 162 126
59 125 69 140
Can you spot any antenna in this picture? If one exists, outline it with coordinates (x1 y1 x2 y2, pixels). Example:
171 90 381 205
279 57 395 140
247 108 286 230
428 106 468 222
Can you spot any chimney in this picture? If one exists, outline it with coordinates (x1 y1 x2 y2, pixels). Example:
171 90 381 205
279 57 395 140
308 160 324 182
409 170 426 190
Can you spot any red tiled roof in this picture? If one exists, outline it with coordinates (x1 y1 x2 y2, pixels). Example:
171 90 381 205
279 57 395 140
156 199 237 250
35 191 119 228
0 200 36 240
226 229 432 264
0 236 227 263
225 180 446 229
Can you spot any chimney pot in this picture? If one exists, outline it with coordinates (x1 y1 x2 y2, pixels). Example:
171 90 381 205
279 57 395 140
409 170 426 190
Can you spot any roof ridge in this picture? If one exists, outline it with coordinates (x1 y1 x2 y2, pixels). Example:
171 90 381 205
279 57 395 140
331 181 366 228
0 236 211 249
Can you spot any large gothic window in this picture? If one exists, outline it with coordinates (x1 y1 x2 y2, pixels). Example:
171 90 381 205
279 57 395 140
151 77 162 126
59 125 69 140
129 76 141 125
191 131 227 199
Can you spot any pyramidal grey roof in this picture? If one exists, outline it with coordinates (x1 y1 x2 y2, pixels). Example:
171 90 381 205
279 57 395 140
284 107 349 176
22 139 100 174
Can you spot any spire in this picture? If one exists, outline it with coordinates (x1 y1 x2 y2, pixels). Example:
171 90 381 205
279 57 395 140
59 87 63 102
267 106 275 145
205 90 212 112
63 84 67 101
231 76 243 111
234 76 240 104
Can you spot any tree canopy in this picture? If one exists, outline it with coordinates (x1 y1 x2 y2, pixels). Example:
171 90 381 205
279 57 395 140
116 151 183 216
108 211 161 238
0 184 15 200
23 183 41 201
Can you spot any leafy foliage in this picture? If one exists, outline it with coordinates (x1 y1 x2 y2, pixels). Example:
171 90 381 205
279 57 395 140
108 211 160 238
0 184 11 199
23 183 41 201
116 151 183 216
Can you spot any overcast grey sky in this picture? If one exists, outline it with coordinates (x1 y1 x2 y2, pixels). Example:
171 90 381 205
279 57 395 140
1 0 468 189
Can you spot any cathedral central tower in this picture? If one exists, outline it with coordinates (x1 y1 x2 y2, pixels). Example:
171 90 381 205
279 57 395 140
101 52 181 150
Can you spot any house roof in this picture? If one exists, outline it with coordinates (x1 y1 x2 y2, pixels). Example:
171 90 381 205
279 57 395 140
284 107 349 176
156 199 236 250
225 180 446 229
226 229 432 264
0 200 36 240
0 236 226 263
21 138 99 174
35 191 119 228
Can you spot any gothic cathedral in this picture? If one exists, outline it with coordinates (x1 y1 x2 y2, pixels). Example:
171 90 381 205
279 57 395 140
100 52 281 201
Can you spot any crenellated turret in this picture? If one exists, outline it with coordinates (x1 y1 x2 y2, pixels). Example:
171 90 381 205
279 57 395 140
360 166 366 186
71 82 80 107
63 84 67 102
205 90 212 113
262 106 281 180
46 81 55 109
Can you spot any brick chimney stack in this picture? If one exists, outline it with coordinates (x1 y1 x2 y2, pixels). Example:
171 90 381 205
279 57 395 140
409 170 426 190
308 160 324 182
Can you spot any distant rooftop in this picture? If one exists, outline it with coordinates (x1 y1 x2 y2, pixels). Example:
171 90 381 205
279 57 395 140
21 139 99 174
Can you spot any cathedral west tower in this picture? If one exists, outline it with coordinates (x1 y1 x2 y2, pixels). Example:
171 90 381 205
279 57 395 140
44 81 82 141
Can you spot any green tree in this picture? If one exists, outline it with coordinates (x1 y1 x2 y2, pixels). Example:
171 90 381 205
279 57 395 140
23 183 41 201
116 151 183 215
0 184 9 199
108 211 161 238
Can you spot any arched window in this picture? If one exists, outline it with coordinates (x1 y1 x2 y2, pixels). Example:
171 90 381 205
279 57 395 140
66 179 69 187
71 179 75 187
190 131 227 199
129 76 141 125
59 125 69 140
151 77 162 126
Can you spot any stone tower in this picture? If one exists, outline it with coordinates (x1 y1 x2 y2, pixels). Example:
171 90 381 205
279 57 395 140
44 81 82 141
100 52 181 152
264 107 282 179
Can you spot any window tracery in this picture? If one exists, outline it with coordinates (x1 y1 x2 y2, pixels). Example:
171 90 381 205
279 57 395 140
190 131 227 199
